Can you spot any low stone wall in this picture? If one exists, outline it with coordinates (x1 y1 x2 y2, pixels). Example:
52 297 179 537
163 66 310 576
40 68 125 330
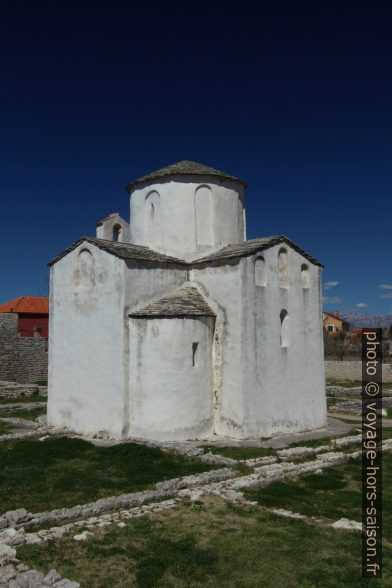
0 314 48 383
325 360 392 383
0 381 47 399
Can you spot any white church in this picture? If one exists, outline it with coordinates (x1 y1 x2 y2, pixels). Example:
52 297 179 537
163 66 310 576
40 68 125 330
47 161 327 441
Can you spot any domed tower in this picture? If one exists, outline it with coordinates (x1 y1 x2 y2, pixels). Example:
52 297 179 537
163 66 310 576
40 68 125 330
126 161 247 259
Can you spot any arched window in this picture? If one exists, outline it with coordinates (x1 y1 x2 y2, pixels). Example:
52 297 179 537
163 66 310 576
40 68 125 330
280 309 289 347
112 224 122 242
144 190 162 247
301 264 310 288
192 342 199 367
195 185 214 245
255 256 266 287
78 249 93 288
278 247 289 287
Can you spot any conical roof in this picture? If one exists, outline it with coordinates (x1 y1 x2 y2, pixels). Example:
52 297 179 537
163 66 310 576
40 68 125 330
126 160 246 192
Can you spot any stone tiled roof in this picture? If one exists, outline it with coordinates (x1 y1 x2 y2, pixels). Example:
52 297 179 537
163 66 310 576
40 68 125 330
49 235 322 268
193 236 323 267
129 287 215 318
126 160 247 191
47 237 187 267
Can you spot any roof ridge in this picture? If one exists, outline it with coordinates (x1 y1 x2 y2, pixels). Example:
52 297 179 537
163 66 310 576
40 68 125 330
192 235 323 267
48 237 188 267
48 235 322 268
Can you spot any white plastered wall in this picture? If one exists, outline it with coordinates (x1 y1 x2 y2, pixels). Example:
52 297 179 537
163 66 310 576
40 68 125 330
128 316 214 441
96 213 130 242
129 177 245 260
124 262 187 314
47 243 127 438
240 245 327 437
189 264 244 439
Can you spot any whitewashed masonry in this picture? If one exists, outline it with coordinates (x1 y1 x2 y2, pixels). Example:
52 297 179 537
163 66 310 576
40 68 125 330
47 161 327 440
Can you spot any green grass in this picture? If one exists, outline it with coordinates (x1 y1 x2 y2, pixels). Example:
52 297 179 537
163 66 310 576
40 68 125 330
33 380 47 386
0 437 215 514
327 379 392 389
18 497 392 587
288 428 360 449
0 394 47 405
0 422 13 435
0 406 45 421
245 453 392 543
201 445 275 460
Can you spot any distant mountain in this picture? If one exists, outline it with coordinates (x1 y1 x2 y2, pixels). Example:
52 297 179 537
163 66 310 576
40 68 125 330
339 311 392 328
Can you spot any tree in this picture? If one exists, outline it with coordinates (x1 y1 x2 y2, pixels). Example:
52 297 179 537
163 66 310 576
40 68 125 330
334 330 351 360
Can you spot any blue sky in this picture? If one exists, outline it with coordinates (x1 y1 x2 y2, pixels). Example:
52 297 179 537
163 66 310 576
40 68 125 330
0 2 391 314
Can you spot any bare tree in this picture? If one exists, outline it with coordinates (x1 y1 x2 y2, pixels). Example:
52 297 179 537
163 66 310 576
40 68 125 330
334 330 351 360
323 330 352 360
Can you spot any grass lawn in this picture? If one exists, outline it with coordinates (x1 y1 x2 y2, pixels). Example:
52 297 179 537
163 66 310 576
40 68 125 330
245 453 392 543
0 421 14 435
327 379 392 390
201 445 275 460
0 437 216 514
0 406 45 421
18 497 392 587
327 396 353 411
288 427 360 449
0 394 47 405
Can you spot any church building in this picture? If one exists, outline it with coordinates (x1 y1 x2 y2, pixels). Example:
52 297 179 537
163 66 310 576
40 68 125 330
47 161 327 441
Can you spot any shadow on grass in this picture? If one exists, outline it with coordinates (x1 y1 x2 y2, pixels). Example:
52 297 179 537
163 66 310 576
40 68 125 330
0 437 215 514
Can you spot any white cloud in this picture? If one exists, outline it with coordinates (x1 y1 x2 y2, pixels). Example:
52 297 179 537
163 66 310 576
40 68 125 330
380 293 392 299
322 296 343 304
355 303 368 308
380 284 392 290
324 281 339 290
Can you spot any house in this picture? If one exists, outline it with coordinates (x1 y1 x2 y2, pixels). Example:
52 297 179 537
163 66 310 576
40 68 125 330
322 311 349 334
47 160 327 441
0 296 49 339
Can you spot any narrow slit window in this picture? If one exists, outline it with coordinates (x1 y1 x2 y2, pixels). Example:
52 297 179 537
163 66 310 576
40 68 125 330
280 309 289 348
278 248 289 287
192 342 199 367
301 264 310 288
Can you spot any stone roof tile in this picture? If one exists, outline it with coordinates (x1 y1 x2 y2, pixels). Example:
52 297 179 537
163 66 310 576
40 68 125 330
48 235 322 268
129 287 215 318
48 237 187 267
126 160 246 191
193 236 323 267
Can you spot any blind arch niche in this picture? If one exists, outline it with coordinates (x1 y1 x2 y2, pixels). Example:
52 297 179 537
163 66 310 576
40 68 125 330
195 185 214 246
144 190 162 248
254 255 267 287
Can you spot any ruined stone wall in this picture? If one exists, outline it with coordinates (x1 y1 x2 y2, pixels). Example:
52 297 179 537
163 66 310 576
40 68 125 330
325 360 392 382
0 313 48 383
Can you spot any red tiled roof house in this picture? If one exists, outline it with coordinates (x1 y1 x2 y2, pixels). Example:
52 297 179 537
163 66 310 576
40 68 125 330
0 296 49 338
